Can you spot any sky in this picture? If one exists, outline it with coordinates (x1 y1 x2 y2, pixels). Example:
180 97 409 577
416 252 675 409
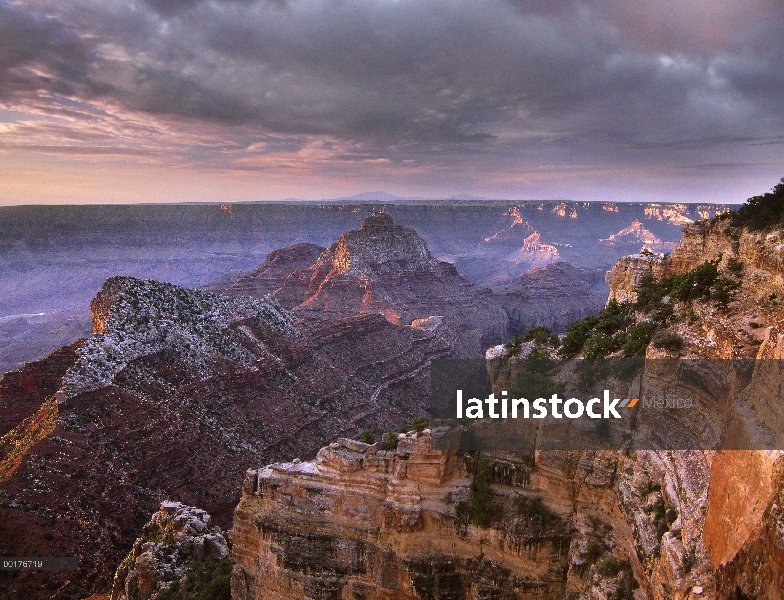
1 0 783 205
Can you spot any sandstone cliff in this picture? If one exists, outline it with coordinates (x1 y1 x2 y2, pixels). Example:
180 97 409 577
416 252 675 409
230 214 784 600
231 432 639 600
600 217 784 598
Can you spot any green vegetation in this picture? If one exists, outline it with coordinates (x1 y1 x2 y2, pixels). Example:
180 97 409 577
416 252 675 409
156 559 232 600
585 539 603 566
383 431 399 450
359 429 376 444
455 454 501 529
503 335 523 357
512 495 559 535
596 556 638 600
510 353 565 400
410 416 430 432
724 177 784 231
523 326 560 347
596 556 629 578
651 330 684 351
559 257 743 359
559 299 633 359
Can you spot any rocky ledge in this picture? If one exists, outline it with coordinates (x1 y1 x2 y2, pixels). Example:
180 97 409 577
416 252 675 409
230 431 644 600
110 501 229 600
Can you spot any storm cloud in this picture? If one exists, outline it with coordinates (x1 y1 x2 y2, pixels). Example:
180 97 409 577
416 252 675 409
1 0 783 202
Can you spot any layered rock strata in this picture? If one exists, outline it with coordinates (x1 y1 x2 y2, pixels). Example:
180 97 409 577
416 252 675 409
231 433 639 600
0 277 453 599
498 262 608 335
273 213 510 349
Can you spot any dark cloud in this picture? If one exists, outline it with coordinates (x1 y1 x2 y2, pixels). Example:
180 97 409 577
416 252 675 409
0 0 782 195
141 0 286 17
0 1 98 100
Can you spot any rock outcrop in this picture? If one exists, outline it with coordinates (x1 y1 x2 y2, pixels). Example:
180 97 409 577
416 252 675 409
0 277 455 599
231 214 784 600
216 243 326 299
603 217 784 597
273 213 510 349
110 501 229 600
599 220 676 253
498 262 608 334
231 432 640 600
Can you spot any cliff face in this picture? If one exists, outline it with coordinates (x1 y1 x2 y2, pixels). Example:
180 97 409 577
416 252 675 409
230 217 784 600
110 501 229 600
231 432 650 600
499 262 608 334
605 218 784 598
606 218 783 359
0 277 457 600
216 243 326 299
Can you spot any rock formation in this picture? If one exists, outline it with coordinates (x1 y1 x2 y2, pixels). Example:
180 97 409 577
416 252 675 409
599 220 676 253
230 432 639 600
603 217 784 597
271 213 510 349
231 214 784 600
216 243 326 299
110 501 229 600
0 277 455 599
498 262 608 335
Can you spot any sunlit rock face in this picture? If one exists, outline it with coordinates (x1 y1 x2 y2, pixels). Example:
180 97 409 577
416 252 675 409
605 252 668 304
231 217 784 600
605 217 784 597
274 213 511 350
231 433 586 600
599 219 677 253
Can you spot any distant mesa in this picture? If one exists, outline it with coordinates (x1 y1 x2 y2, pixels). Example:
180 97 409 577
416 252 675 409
506 231 559 266
599 219 677 252
471 207 560 286
552 202 579 218
643 203 693 225
483 207 535 244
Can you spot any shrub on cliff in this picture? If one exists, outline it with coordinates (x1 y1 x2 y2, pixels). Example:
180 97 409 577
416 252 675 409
156 558 232 600
455 454 501 529
512 495 559 535
651 330 684 352
559 300 631 358
410 416 430 432
727 177 784 231
523 326 560 347
383 431 399 450
503 335 523 356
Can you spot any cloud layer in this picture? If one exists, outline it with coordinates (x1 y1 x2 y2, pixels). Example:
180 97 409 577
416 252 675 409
1 0 783 202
